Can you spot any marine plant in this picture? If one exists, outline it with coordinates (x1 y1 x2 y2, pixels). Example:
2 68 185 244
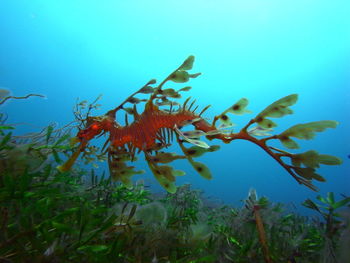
164 184 203 229
302 192 350 263
208 191 327 263
244 189 272 263
57 56 342 193
0 124 346 263
0 59 348 262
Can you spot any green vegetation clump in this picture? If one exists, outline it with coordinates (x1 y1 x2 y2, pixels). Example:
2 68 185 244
0 119 349 263
0 79 348 262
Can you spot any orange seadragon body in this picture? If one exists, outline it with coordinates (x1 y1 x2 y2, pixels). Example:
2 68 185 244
110 104 196 150
58 56 342 193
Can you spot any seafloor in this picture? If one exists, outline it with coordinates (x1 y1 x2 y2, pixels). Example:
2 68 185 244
1 116 349 263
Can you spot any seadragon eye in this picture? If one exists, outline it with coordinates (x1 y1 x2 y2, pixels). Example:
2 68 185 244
91 124 100 130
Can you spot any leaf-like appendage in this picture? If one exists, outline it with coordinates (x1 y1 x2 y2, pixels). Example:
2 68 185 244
111 166 144 187
279 120 338 140
182 130 206 139
296 150 322 168
292 150 342 168
279 138 299 149
108 147 144 188
139 86 154 94
257 118 277 129
277 120 338 149
155 175 177 193
189 73 201 78
127 97 147 104
184 145 220 158
155 99 180 107
254 94 297 129
257 94 298 118
226 98 251 115
156 165 177 182
147 79 157 85
207 145 220 152
187 139 210 148
179 55 195 70
192 161 212 179
179 86 191 92
292 167 325 182
146 151 188 192
160 88 181 98
149 152 186 164
205 129 224 136
318 154 343 165
217 113 234 127
169 71 190 83
152 165 184 193
216 98 250 127
248 126 273 137
174 125 210 148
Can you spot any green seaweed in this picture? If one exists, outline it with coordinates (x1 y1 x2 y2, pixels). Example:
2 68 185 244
0 58 347 263
0 134 348 263
302 193 350 263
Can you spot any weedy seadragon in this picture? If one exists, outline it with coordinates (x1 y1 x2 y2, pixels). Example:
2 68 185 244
58 56 342 193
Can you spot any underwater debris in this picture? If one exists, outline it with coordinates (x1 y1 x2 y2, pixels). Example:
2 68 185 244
0 89 45 105
58 56 342 192
0 88 10 100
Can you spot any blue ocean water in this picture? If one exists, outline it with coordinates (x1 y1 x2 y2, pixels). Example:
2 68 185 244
1 0 349 213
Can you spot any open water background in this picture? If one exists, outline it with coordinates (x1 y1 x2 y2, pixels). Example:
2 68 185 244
1 0 349 214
